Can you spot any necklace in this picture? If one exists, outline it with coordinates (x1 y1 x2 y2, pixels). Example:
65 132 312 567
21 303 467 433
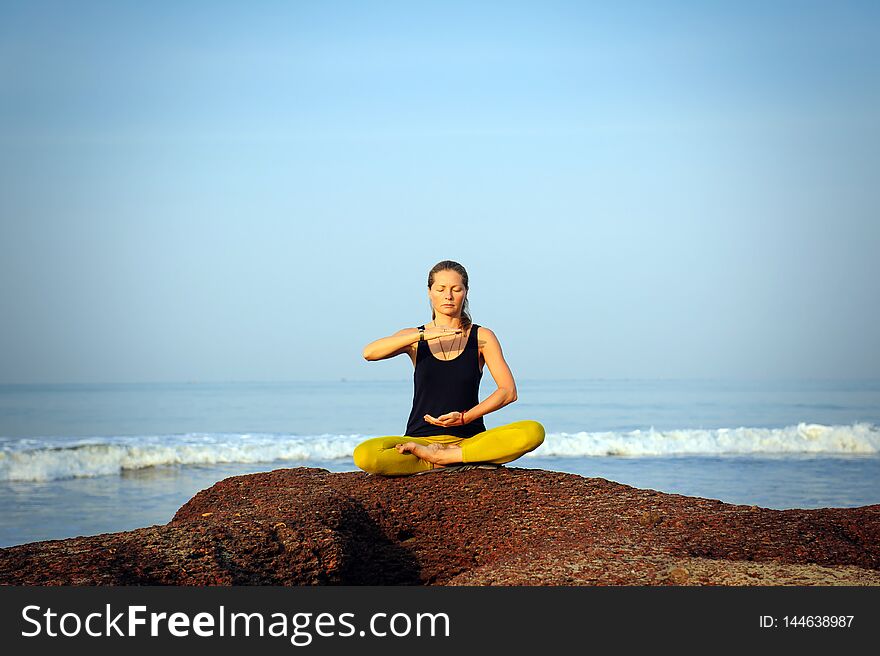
432 321 463 360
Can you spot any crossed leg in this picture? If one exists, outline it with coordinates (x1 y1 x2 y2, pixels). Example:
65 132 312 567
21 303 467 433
353 435 460 476
459 420 545 464
353 420 545 476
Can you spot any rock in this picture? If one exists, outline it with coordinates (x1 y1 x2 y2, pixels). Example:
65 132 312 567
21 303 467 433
667 566 690 585
638 510 664 527
1 467 879 585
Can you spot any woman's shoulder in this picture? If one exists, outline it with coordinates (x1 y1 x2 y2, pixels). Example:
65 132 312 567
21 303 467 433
474 324 498 349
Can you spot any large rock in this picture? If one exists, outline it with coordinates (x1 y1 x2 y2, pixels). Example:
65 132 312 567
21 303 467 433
1 467 879 585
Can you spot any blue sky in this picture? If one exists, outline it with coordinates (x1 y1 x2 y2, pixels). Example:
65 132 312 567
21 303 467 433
1 0 878 383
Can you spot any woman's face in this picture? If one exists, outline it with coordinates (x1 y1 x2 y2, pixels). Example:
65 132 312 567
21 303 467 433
429 270 467 318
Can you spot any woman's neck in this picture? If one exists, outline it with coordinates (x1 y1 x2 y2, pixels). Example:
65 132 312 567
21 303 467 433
431 316 463 328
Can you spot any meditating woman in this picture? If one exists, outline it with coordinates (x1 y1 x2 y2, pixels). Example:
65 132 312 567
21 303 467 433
353 260 545 476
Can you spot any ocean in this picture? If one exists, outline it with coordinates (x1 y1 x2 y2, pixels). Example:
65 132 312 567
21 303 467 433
1 378 878 548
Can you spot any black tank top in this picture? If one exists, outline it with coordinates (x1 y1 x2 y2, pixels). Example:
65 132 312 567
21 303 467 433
404 323 487 438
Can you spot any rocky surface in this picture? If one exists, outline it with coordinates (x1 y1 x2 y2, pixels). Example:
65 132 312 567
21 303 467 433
1 467 879 585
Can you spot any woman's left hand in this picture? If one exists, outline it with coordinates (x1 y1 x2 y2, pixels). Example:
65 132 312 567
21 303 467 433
424 411 464 427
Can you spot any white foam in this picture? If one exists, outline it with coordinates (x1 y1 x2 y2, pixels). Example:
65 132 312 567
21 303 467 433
1 422 877 482
527 422 880 457
0 432 364 482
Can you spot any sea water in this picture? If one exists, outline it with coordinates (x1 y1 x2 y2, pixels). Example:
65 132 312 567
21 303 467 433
1 378 878 547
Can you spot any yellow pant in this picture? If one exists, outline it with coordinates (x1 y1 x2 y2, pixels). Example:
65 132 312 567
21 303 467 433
353 419 545 476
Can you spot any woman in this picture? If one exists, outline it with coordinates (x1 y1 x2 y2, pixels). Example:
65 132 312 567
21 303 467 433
353 260 545 476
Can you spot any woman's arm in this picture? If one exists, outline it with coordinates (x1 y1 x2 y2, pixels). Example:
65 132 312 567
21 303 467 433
362 325 464 361
465 327 517 422
362 328 419 361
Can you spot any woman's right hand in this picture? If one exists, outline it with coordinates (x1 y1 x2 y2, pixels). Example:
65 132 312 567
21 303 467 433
422 325 462 341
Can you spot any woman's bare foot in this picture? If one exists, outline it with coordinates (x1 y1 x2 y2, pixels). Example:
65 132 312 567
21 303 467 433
395 442 463 466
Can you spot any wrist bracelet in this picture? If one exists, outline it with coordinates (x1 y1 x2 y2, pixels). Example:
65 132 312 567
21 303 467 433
419 327 425 341
460 410 467 425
